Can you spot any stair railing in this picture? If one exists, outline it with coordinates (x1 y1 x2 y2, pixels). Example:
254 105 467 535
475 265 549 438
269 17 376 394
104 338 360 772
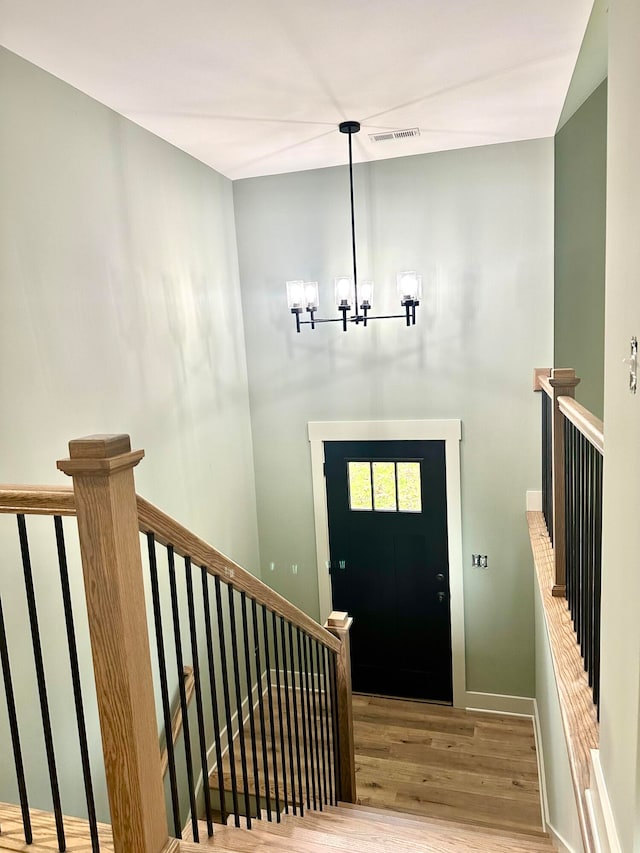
531 369 604 853
0 486 103 853
0 433 355 853
533 369 603 710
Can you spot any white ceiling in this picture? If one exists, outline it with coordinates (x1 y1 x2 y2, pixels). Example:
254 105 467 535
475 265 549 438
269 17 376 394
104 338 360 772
0 0 593 180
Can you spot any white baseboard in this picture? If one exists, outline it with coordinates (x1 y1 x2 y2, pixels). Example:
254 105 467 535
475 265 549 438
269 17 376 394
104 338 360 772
527 490 543 511
532 699 549 833
547 821 580 853
464 691 535 716
586 749 622 853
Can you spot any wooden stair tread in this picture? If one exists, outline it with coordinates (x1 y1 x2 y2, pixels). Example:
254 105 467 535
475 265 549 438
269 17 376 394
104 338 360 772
298 806 551 846
192 805 554 851
335 801 543 835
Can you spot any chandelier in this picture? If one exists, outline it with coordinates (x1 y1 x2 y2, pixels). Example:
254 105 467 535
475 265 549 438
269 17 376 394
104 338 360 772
286 120 421 332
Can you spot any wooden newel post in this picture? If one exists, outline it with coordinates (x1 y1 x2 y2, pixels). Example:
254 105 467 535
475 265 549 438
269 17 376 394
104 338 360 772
57 435 172 853
548 369 580 597
324 611 356 803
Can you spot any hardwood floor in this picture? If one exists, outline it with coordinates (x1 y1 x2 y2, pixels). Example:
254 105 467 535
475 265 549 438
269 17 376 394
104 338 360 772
0 694 546 851
0 804 113 852
353 694 545 837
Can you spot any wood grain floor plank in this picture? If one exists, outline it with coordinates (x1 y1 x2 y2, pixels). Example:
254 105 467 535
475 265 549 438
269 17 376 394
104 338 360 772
352 694 545 837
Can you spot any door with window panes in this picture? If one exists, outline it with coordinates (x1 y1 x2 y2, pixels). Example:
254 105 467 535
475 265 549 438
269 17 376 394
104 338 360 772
325 440 452 702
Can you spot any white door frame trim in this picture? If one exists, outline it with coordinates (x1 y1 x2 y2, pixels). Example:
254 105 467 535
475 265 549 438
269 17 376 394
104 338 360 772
308 418 466 708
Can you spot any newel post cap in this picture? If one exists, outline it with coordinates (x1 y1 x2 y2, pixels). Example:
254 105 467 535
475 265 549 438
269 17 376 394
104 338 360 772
326 611 353 631
57 434 145 477
548 368 581 390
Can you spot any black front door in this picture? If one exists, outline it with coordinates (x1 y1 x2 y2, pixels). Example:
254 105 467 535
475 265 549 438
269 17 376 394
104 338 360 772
325 440 452 703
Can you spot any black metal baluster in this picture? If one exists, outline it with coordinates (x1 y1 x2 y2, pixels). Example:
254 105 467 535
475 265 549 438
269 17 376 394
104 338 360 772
271 612 289 814
542 393 549 534
583 434 589 649
584 448 594 673
288 621 304 816
321 645 334 806
301 631 317 809
573 425 581 625
215 576 240 826
17 514 66 852
0 597 32 845
580 434 587 645
296 628 311 808
329 651 342 802
306 635 322 809
54 517 99 853
542 393 554 542
593 452 603 714
570 423 577 617
252 598 272 821
592 447 600 691
280 618 297 815
201 567 227 824
185 557 214 837
570 425 577 625
314 641 328 807
241 593 262 819
228 586 252 826
571 426 582 628
147 534 182 837
167 546 199 842
262 607 281 821
564 420 573 611
575 434 584 632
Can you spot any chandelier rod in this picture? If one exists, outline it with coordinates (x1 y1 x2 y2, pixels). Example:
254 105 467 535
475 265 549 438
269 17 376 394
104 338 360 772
347 128 359 315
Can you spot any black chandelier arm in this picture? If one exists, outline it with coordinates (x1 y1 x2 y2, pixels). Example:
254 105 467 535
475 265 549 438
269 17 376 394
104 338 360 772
297 310 415 326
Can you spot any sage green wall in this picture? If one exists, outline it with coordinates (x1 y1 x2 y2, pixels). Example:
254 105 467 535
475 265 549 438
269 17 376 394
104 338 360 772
234 139 554 699
554 79 607 418
0 47 260 821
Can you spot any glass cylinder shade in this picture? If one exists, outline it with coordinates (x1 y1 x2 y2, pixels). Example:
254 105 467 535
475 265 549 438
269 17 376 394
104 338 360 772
359 280 374 307
286 280 305 310
334 276 354 308
304 281 319 310
397 271 422 304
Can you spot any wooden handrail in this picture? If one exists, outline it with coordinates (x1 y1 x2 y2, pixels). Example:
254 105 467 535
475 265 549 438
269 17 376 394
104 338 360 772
533 368 553 398
137 495 341 654
0 486 341 654
558 397 604 455
160 667 195 779
0 485 75 516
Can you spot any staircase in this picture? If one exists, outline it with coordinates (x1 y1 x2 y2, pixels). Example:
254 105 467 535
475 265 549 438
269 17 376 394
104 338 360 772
186 803 555 851
0 439 555 853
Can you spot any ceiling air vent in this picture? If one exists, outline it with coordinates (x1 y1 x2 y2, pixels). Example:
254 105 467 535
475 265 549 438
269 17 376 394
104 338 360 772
369 127 421 143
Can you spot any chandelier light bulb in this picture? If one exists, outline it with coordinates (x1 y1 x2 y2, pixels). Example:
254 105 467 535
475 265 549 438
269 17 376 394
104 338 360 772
334 277 353 307
304 281 319 310
286 280 305 310
397 271 422 304
359 280 374 307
